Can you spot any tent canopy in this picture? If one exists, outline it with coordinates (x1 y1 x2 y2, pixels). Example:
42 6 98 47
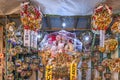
0 0 120 16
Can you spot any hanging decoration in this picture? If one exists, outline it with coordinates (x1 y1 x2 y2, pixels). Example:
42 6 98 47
20 2 42 48
92 4 112 52
102 58 120 72
5 21 42 79
6 22 17 45
98 38 118 53
20 2 42 30
109 58 120 72
104 39 118 52
111 16 120 34
39 30 82 79
45 65 52 80
70 63 77 80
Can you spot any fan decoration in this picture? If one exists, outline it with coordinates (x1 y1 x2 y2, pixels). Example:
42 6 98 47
39 30 82 79
92 4 112 52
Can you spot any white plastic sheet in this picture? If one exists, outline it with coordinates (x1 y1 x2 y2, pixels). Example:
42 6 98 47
0 0 120 15
37 0 103 16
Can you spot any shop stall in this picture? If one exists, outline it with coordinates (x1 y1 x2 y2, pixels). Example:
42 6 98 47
0 0 120 80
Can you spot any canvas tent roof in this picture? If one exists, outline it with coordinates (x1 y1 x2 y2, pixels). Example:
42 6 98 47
0 0 120 16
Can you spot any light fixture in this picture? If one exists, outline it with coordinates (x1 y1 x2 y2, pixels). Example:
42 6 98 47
62 22 66 28
84 36 89 41
37 35 41 38
80 31 92 45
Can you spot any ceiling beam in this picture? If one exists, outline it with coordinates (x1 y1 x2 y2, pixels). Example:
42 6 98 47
41 27 90 31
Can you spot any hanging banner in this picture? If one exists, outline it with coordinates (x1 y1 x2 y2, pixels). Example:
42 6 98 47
45 65 52 80
30 30 34 48
24 29 30 47
33 31 38 49
30 30 38 49
70 63 77 80
100 30 105 47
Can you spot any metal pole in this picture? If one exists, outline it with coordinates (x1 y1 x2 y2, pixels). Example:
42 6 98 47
91 34 96 80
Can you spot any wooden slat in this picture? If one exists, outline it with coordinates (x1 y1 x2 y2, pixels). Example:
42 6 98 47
0 26 3 80
0 26 3 54
42 27 91 31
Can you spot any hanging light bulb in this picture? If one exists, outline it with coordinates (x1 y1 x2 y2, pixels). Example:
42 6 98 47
80 31 92 45
62 22 66 28
84 36 89 41
62 17 66 28
37 35 42 38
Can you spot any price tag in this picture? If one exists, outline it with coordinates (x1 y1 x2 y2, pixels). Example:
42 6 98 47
45 65 52 80
24 29 30 47
70 63 77 80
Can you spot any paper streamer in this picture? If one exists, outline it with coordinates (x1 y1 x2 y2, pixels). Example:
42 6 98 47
77 60 82 80
30 31 34 48
33 31 38 49
24 29 30 47
100 30 105 47
86 60 91 80
70 63 77 80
